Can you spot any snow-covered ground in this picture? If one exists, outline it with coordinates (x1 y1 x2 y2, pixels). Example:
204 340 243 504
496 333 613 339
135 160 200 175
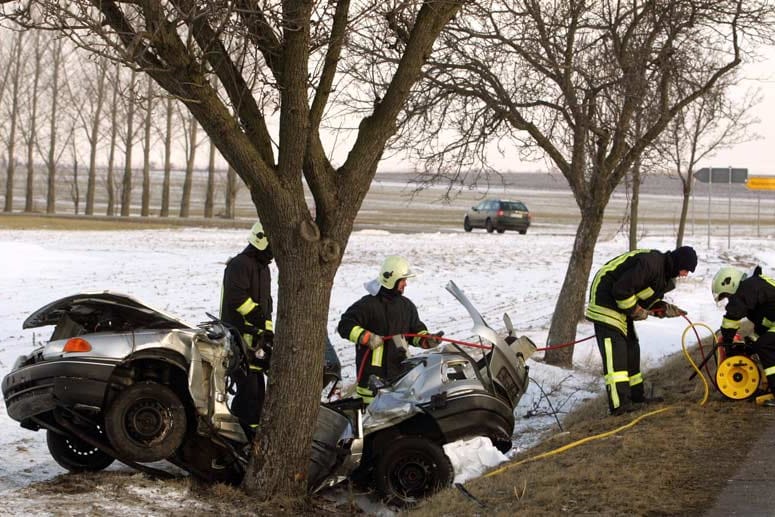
0 223 771 514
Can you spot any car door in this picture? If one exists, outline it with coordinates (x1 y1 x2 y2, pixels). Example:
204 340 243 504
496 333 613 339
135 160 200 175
483 200 497 225
470 200 488 226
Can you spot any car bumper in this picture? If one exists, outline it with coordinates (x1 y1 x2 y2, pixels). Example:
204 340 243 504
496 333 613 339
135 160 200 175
496 218 530 230
2 357 119 423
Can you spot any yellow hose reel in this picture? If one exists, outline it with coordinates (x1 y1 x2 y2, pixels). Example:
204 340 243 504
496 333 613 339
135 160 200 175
715 355 761 400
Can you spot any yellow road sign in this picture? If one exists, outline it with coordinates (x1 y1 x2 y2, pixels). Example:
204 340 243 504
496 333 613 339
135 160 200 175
746 177 775 190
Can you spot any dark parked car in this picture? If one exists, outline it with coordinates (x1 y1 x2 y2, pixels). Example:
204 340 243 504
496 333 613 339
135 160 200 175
463 199 531 234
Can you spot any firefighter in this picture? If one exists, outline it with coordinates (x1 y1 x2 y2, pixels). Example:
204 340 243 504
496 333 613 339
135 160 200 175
337 255 443 403
712 265 775 406
220 220 274 431
585 246 697 415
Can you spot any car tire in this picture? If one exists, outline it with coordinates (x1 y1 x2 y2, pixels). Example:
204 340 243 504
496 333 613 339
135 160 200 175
519 229 527 235
496 227 505 234
485 219 494 233
373 436 453 507
105 381 187 463
46 428 115 472
463 217 472 232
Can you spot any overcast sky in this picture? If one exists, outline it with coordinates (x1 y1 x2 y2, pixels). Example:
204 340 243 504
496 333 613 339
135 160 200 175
378 48 775 177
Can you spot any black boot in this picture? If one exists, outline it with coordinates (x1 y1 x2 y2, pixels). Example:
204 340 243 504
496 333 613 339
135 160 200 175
631 383 664 404
608 385 634 416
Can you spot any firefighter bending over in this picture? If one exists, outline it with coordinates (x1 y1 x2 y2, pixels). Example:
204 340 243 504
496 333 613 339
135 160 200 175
586 246 697 415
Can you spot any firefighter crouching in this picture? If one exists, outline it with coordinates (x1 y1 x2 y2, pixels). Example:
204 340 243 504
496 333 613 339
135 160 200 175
712 265 775 407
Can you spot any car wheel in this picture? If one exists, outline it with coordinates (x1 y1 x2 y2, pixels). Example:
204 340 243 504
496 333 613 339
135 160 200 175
373 436 453 507
105 381 187 463
485 219 494 233
496 227 505 234
46 428 115 472
463 217 472 232
519 229 527 235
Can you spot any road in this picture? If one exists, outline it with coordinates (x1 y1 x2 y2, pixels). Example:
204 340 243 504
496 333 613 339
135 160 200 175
356 172 775 238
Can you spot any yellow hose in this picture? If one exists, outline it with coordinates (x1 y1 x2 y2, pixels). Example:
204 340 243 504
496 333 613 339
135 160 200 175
680 321 716 407
483 406 674 479
483 322 716 481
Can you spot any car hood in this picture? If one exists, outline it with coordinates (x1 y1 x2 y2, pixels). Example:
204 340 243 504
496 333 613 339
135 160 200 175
23 291 196 330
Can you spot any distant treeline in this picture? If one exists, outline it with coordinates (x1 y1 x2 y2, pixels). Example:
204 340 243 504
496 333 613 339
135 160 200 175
0 29 246 219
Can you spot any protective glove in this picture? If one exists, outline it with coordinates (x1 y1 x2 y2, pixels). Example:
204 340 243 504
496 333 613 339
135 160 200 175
421 331 444 349
360 331 384 350
650 301 686 318
662 303 686 318
719 327 737 345
629 304 649 321
260 329 274 347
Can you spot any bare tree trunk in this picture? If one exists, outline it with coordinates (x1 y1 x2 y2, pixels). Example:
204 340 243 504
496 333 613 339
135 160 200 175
4 32 23 213
676 180 692 247
106 64 119 216
204 137 215 218
242 238 336 495
160 96 173 218
70 138 79 214
86 59 107 216
121 69 137 217
25 31 43 214
628 159 641 251
225 165 237 219
45 39 63 214
179 112 197 218
141 75 152 217
544 206 605 367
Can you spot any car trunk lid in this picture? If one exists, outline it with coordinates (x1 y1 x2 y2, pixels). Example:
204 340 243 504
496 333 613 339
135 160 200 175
23 291 196 330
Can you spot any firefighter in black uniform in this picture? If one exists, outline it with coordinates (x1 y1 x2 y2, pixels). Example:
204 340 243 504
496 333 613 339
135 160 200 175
712 265 775 406
338 255 443 403
221 220 273 431
585 246 697 415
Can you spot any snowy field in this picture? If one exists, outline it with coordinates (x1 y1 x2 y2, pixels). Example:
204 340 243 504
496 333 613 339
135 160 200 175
1 222 773 514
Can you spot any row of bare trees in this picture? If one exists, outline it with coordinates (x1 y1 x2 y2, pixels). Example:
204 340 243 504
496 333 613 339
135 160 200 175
0 29 243 218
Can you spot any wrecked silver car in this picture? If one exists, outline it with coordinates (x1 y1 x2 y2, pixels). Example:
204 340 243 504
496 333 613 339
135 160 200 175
2 282 535 505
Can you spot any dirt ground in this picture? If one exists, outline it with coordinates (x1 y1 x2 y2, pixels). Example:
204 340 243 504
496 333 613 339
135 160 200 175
411 344 766 517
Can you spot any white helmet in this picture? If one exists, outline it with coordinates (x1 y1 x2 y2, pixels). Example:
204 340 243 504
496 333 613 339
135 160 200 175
378 255 415 289
248 220 269 251
712 266 746 302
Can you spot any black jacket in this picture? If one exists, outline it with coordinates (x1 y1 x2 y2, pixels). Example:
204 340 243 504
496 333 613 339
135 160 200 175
585 249 677 335
220 245 273 342
338 287 428 390
721 270 775 341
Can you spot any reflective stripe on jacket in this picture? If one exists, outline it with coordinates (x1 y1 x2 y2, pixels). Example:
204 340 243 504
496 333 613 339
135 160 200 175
722 273 775 337
338 286 428 392
585 249 675 335
220 244 273 347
